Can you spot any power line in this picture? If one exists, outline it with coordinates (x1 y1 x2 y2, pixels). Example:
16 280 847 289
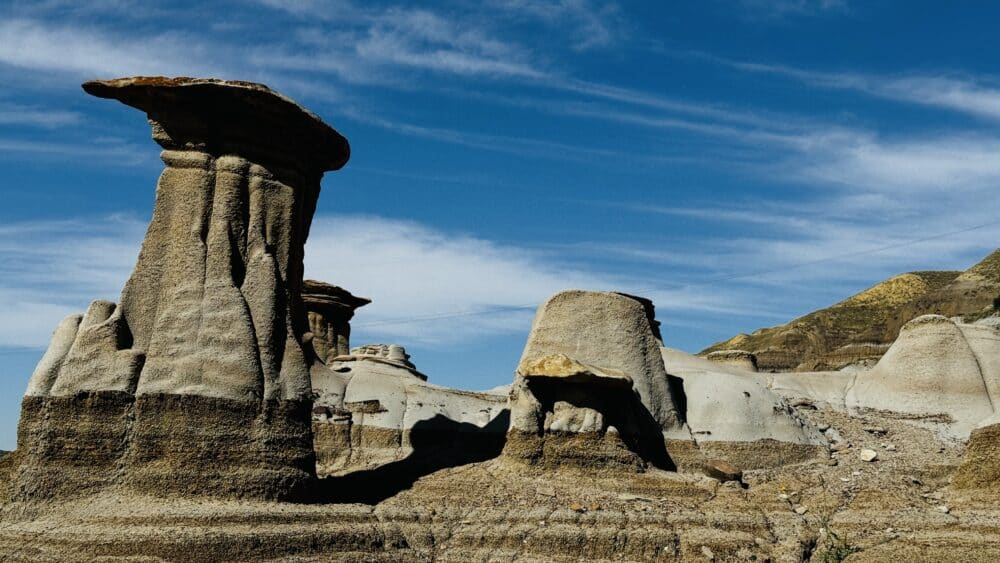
352 218 1000 329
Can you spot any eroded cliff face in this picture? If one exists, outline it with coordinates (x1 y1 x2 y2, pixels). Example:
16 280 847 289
11 77 349 501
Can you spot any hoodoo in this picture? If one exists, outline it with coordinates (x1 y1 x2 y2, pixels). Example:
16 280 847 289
503 291 689 469
14 77 350 500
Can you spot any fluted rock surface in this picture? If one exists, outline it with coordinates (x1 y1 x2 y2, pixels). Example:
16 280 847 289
12 76 349 501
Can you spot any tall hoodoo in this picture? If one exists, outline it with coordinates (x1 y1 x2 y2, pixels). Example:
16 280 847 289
16 77 349 500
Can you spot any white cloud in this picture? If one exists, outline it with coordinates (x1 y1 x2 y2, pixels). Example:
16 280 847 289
0 18 222 78
0 102 81 128
303 215 622 344
709 55 1000 122
799 134 1000 192
0 216 144 349
0 213 628 350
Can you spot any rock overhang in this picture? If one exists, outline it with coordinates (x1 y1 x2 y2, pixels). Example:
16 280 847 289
82 76 350 173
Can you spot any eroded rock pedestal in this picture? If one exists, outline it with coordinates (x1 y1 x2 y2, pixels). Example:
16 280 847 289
302 279 370 364
12 77 349 501
502 291 690 470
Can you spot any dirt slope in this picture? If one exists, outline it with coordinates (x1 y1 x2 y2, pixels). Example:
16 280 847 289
702 247 1000 371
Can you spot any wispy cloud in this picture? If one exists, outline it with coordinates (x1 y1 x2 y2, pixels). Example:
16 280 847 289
706 54 1000 121
489 0 624 50
0 136 149 166
736 0 848 19
0 102 81 128
0 216 144 348
0 18 222 78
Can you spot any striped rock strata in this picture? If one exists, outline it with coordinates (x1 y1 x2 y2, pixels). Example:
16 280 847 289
11 77 349 501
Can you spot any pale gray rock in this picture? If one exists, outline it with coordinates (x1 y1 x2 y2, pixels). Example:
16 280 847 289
846 315 997 438
504 351 672 469
25 313 82 397
516 290 687 438
661 347 826 468
312 354 508 474
662 348 825 445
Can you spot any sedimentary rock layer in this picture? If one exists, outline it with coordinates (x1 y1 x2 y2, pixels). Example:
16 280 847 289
15 77 349 501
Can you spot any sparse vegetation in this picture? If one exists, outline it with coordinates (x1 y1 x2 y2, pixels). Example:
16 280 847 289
813 529 861 563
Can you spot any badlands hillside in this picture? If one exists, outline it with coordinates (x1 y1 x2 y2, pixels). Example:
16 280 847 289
702 250 1000 371
1 77 999 562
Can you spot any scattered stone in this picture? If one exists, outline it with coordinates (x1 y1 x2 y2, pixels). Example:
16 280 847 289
537 486 556 497
817 423 831 432
936 505 951 514
827 458 839 466
831 441 851 452
704 459 743 483
794 505 809 515
824 428 844 443
701 545 715 560
885 443 897 451
860 449 879 462
863 426 888 435
569 501 587 513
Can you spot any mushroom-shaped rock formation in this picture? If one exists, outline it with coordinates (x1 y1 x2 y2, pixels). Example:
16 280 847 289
704 349 759 372
846 315 1000 438
14 77 349 501
502 291 689 470
302 279 370 364
661 348 827 469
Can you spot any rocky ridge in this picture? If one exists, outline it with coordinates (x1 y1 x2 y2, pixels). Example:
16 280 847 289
702 259 1000 371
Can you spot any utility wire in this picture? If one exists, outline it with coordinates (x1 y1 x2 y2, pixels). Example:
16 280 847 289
352 218 1000 329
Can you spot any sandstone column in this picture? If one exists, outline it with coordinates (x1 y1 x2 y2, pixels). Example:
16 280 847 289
302 279 371 363
16 77 349 501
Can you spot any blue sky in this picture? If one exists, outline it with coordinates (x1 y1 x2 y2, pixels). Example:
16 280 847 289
2 0 1000 449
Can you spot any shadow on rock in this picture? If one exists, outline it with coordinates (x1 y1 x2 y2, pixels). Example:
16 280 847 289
312 411 510 504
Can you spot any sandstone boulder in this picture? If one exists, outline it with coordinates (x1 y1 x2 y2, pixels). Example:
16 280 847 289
515 290 687 438
504 352 672 470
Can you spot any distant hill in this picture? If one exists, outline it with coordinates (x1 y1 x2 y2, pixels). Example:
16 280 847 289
701 248 1000 371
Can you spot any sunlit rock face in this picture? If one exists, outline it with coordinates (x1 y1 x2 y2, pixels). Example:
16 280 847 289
846 314 1000 439
502 291 691 471
13 77 349 501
